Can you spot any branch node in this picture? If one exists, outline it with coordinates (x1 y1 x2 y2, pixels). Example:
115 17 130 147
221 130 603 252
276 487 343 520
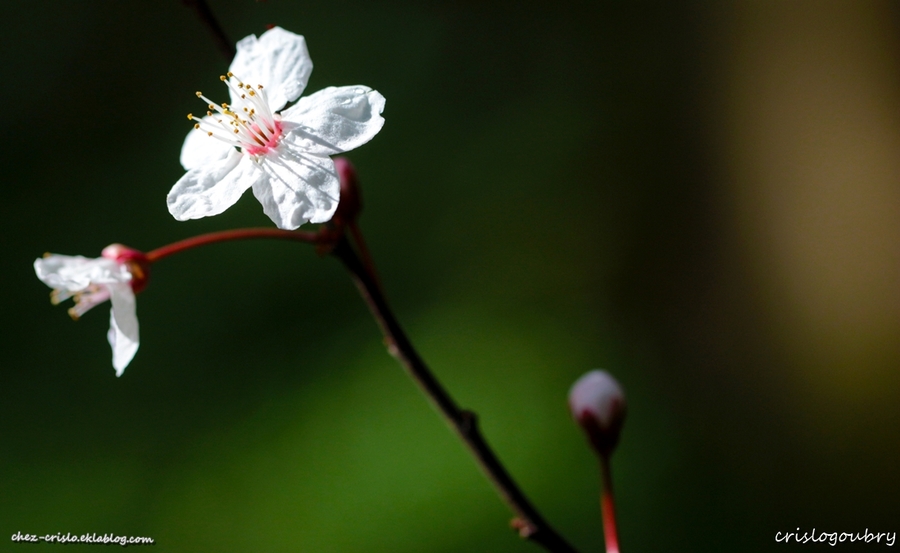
384 336 400 358
460 409 479 434
511 517 538 538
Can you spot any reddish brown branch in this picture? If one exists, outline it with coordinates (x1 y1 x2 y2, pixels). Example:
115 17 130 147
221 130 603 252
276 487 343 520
331 236 579 553
146 228 319 262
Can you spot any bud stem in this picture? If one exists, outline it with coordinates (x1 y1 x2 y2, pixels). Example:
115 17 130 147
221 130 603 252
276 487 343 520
600 454 621 553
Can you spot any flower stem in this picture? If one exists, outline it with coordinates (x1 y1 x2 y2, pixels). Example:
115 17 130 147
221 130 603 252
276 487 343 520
182 0 236 59
600 454 621 553
145 228 320 263
330 235 579 553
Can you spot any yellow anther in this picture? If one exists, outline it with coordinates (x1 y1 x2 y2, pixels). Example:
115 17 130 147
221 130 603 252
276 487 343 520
219 75 227 81
208 104 215 110
207 132 213 136
227 71 234 77
249 90 256 96
195 91 202 97
234 129 239 134
194 124 200 129
245 84 252 89
258 84 264 89
187 113 193 120
241 94 246 99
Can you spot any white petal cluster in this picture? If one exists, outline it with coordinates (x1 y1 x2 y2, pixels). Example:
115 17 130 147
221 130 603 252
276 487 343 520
167 27 386 230
34 254 139 376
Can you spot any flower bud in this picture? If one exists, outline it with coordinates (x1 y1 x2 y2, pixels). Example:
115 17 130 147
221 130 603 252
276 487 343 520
569 370 626 457
102 244 151 293
331 157 362 228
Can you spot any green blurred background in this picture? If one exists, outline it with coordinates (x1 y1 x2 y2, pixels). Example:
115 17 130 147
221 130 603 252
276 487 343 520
2 1 899 551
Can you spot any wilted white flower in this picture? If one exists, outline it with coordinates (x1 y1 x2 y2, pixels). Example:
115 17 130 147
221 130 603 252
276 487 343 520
167 26 386 230
34 245 149 376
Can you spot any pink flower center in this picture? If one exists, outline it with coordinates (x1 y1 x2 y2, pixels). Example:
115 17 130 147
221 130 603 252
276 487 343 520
243 121 283 156
187 73 284 159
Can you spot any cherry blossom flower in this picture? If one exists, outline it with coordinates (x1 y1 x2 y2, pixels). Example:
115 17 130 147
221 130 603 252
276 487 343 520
167 26 386 230
34 245 150 376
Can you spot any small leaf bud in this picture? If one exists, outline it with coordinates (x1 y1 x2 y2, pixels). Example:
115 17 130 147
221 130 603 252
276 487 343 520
569 370 626 457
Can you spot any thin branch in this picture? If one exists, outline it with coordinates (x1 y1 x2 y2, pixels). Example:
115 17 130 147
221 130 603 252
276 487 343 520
146 228 320 263
331 236 579 553
182 0 236 59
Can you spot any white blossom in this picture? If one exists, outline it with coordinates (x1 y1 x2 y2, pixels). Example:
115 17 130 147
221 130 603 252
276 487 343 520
167 27 386 230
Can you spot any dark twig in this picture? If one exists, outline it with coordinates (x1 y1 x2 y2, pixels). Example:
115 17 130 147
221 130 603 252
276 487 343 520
182 0 236 59
331 236 579 553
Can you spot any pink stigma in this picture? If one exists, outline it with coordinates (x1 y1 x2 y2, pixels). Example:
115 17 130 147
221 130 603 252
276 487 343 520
244 121 284 156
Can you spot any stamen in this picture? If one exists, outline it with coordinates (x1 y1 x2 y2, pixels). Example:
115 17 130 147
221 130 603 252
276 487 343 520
50 288 73 305
66 285 112 320
187 73 283 155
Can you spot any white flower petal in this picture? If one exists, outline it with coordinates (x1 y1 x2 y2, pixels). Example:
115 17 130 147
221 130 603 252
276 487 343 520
167 151 261 220
107 283 139 376
180 118 236 170
280 86 386 156
253 152 339 229
229 27 313 112
34 255 128 291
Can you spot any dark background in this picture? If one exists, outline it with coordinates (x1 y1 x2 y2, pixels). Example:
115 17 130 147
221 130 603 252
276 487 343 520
1 1 898 551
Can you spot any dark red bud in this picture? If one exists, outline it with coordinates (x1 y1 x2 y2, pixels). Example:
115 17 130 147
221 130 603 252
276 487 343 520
331 157 363 228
